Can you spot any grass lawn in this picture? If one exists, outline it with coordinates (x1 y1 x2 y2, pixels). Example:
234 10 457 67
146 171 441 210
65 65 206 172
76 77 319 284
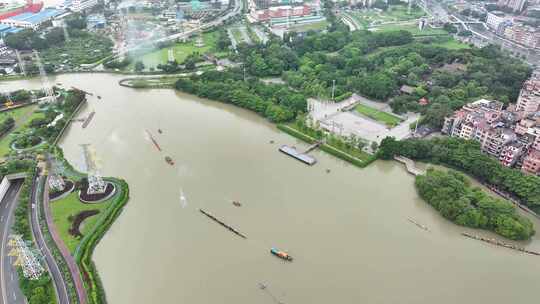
355 104 402 127
0 105 39 157
231 28 244 43
246 26 260 43
281 124 375 166
373 23 448 36
432 39 471 50
288 20 329 32
126 76 180 88
0 105 36 123
42 34 113 66
348 12 370 29
50 191 113 254
352 5 426 28
129 31 219 70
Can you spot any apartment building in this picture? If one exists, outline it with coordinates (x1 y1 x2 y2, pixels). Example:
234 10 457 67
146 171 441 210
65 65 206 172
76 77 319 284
442 97 539 170
533 135 540 151
476 125 516 157
486 11 510 30
522 149 540 175
443 99 503 136
516 78 540 114
504 25 540 48
499 142 525 167
498 0 527 12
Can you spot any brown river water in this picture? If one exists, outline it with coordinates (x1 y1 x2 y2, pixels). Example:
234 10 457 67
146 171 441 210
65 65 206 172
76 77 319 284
2 73 539 303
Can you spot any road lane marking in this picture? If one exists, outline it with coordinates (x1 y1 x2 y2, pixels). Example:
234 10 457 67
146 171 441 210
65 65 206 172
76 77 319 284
1 185 22 304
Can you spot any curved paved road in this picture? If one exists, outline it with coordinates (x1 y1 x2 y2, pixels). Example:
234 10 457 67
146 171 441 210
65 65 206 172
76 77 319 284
30 175 70 304
0 179 25 304
42 175 87 304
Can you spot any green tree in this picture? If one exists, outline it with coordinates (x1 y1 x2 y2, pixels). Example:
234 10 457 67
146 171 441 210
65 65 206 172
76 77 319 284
134 61 145 72
443 23 458 33
66 14 87 29
45 27 65 45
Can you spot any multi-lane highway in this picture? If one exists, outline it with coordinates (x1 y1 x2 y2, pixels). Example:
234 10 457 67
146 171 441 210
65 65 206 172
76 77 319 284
0 179 25 304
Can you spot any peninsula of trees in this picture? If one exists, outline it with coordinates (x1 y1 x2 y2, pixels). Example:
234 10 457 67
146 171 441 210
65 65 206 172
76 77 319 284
416 169 535 240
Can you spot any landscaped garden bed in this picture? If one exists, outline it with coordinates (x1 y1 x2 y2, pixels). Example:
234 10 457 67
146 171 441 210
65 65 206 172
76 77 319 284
49 180 75 200
11 134 43 150
69 210 100 238
78 178 116 203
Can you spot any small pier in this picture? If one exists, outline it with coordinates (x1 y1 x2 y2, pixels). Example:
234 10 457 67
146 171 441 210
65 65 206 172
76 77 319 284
71 86 94 96
82 111 95 129
279 145 317 165
303 141 323 154
200 209 247 239
394 155 425 176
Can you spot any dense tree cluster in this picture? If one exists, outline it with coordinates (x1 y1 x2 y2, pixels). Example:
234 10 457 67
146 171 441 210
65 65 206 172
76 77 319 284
230 13 528 129
134 61 145 72
388 45 529 128
0 159 33 178
281 29 414 99
460 8 487 20
183 52 202 70
443 23 458 33
13 135 41 149
104 57 132 69
216 29 232 51
378 137 540 212
23 89 85 143
175 70 306 122
4 27 69 50
4 29 48 50
236 41 299 77
416 169 535 240
0 117 14 136
65 13 87 30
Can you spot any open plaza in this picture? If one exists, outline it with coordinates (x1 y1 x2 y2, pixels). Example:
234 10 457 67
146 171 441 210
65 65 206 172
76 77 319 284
308 94 419 145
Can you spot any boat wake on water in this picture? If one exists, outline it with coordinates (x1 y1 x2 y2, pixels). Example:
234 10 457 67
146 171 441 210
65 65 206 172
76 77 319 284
180 188 188 208
258 282 286 304
408 218 429 232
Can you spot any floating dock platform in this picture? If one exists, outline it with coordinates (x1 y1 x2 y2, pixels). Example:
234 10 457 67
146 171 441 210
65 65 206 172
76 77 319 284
279 145 316 165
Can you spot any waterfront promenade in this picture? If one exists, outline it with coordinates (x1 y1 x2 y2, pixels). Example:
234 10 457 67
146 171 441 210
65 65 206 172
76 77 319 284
394 155 425 176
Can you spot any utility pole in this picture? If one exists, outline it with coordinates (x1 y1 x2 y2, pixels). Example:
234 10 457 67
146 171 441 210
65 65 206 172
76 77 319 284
331 79 336 101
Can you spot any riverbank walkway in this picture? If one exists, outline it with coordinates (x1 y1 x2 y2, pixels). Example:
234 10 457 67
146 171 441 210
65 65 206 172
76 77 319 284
394 156 425 176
